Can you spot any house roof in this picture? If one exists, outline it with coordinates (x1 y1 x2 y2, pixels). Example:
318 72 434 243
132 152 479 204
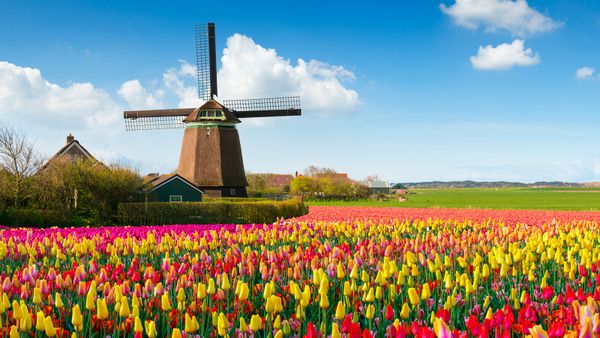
42 134 101 169
367 181 390 188
149 173 204 193
268 174 294 187
315 173 349 181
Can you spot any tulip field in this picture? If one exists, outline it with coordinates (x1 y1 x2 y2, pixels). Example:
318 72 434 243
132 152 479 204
3 206 600 338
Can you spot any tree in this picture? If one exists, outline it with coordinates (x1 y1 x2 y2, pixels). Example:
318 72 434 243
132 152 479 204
0 123 42 206
32 158 144 225
290 176 319 199
303 166 337 177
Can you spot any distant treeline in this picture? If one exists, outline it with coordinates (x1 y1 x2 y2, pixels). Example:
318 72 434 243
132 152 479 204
399 180 584 189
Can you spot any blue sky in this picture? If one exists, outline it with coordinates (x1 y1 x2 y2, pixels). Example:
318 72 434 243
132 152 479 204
1 0 599 182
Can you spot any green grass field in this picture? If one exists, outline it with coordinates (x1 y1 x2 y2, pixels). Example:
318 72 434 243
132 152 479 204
307 188 600 211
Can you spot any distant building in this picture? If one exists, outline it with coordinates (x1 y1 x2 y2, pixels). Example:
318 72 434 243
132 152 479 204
268 174 294 188
367 181 391 195
147 174 203 202
315 173 350 181
41 134 101 170
390 183 408 195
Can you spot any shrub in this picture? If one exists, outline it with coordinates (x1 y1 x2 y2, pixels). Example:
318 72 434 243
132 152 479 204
0 208 70 228
117 198 308 226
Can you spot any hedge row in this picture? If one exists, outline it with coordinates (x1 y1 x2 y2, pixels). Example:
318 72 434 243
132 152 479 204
117 199 308 225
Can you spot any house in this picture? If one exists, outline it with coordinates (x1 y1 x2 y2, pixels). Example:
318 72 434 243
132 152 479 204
367 181 391 195
147 174 203 202
40 134 102 170
390 183 408 195
268 174 294 188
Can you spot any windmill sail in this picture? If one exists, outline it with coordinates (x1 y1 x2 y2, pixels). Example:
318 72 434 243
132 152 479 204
195 23 218 101
224 96 301 118
123 108 194 131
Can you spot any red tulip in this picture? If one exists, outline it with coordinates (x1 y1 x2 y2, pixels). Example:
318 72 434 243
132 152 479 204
304 322 318 338
385 304 395 321
543 286 554 300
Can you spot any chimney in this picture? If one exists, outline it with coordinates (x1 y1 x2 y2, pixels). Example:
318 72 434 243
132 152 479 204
66 134 75 144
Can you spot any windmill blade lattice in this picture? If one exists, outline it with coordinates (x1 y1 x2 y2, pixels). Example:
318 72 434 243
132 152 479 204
195 23 218 102
123 108 194 131
223 96 301 118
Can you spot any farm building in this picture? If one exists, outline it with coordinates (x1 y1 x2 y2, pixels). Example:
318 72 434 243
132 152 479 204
367 181 391 195
146 173 203 202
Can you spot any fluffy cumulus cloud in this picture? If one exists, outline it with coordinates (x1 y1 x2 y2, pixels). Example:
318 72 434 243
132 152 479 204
162 60 202 108
0 61 121 127
440 0 561 37
470 39 540 70
575 67 595 80
218 34 359 114
118 80 164 109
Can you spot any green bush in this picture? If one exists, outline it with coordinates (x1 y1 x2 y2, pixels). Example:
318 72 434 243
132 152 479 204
117 199 308 226
0 208 70 228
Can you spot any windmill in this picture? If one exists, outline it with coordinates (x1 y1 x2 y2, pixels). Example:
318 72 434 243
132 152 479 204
124 23 301 197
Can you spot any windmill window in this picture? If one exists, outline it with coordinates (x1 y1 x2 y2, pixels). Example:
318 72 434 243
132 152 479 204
207 110 215 117
200 110 207 117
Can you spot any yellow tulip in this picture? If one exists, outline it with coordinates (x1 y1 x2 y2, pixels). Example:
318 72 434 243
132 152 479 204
171 328 182 338
146 320 157 338
365 304 375 319
44 316 57 337
335 301 346 320
408 287 420 306
239 317 248 331
96 298 108 320
400 303 410 318
134 316 143 334
197 283 207 299
9 325 18 338
36 311 45 331
119 297 131 318
421 283 431 300
85 289 95 311
319 293 329 309
332 322 342 338
250 314 262 332
221 274 230 291
217 312 229 336
71 304 83 331
364 287 375 302
161 293 172 311
33 287 42 305
55 293 64 309
176 288 186 303
207 278 216 295
239 283 249 301
274 315 281 329
11 300 22 319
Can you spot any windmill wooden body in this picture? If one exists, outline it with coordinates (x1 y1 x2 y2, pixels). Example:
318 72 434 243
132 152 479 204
124 23 301 197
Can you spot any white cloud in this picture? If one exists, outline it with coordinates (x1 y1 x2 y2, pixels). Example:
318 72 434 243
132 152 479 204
575 67 595 79
118 79 164 109
470 39 540 70
218 34 359 114
440 0 561 36
162 61 202 108
0 61 121 127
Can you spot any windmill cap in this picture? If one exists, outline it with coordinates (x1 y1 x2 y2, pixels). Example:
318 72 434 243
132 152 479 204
184 99 240 123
